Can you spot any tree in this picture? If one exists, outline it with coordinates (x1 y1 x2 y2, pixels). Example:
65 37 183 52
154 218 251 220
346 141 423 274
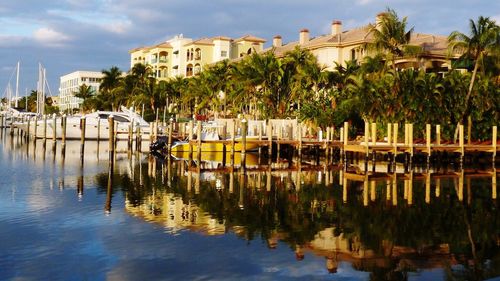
100 66 123 111
448 16 500 139
367 8 421 72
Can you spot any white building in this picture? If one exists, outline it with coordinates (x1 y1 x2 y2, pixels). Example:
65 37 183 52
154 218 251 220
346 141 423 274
58 71 103 112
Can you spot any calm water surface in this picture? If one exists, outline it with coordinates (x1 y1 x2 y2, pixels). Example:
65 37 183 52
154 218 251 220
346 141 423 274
0 131 499 281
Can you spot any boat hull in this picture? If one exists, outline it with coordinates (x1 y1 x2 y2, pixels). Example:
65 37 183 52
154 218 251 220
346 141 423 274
171 140 260 152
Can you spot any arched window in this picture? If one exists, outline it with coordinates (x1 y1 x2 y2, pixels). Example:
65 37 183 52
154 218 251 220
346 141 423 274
247 48 252 55
186 50 190 60
195 48 202 60
194 64 201 75
190 48 194 61
159 51 168 63
186 64 193 77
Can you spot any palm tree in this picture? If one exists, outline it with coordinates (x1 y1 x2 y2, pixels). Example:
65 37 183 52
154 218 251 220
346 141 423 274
234 51 284 118
74 84 94 100
100 66 123 111
366 8 421 72
73 84 95 112
284 47 323 115
100 66 123 93
448 16 500 139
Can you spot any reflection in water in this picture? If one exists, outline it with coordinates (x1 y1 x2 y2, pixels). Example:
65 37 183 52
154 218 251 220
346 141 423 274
2 130 499 280
115 154 500 280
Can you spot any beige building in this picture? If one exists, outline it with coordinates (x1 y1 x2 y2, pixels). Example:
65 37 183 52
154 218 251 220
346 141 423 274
130 34 266 79
267 14 451 71
58 71 103 112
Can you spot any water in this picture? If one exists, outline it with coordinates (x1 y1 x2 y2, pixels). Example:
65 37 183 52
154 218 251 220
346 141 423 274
0 131 499 281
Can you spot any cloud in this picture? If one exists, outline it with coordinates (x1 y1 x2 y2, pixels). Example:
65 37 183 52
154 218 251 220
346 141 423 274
0 35 26 47
33 27 72 47
103 20 133 34
212 12 234 25
492 14 500 24
357 0 374 5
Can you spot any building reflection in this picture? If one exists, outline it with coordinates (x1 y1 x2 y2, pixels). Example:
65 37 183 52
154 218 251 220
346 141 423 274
119 154 499 278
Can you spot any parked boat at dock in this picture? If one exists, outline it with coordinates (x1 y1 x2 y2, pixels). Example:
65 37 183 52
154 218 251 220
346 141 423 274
13 107 152 140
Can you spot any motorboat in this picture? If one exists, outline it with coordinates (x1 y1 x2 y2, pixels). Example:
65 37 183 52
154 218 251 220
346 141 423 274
169 122 261 152
15 107 152 140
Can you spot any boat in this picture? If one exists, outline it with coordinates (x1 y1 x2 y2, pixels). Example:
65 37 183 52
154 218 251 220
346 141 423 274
170 124 261 152
15 107 152 140
170 137 261 152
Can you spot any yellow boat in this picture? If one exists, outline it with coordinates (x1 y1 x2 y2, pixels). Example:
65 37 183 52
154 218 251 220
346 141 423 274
171 151 259 166
170 136 261 152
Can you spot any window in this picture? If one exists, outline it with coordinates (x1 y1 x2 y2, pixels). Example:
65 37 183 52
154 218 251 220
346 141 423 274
186 64 193 77
221 50 227 57
194 64 201 75
351 49 356 61
195 48 201 60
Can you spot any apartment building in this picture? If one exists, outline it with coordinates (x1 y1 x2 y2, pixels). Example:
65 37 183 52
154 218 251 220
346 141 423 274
129 34 266 79
267 14 451 71
58 71 103 111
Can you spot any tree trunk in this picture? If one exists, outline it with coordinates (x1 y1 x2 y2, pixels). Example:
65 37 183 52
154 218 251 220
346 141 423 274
462 58 480 138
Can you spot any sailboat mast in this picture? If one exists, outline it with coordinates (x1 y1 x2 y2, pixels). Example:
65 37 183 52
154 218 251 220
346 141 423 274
15 61 19 108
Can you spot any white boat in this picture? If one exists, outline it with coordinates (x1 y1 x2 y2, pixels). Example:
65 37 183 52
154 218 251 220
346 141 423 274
15 107 152 141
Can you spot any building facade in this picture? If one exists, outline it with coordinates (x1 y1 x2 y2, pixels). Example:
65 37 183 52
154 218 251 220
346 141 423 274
267 14 451 72
58 71 103 112
130 34 266 79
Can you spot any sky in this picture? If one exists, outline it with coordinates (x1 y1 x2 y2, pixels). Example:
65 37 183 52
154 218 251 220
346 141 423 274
1 0 500 99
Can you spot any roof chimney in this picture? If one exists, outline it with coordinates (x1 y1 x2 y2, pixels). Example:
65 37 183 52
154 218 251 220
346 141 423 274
299 29 310 45
273 35 282 47
331 20 342 36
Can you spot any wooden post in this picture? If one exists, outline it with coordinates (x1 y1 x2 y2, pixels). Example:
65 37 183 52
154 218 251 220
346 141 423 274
459 124 464 157
154 121 159 141
26 117 31 141
97 117 101 142
371 122 377 146
467 115 472 145
267 121 272 158
492 126 497 160
409 123 414 157
188 120 194 158
257 122 262 159
62 114 67 145
108 115 115 154
325 127 330 161
364 122 369 157
231 119 236 157
80 116 86 156
404 123 409 146
52 114 57 141
168 118 173 151
163 106 167 127
436 125 441 145
196 120 202 155
241 119 247 168
298 123 302 159
393 123 398 152
343 122 349 146
136 126 142 152
150 122 154 143
43 115 47 140
33 115 38 140
128 122 133 148
387 123 392 145
277 123 282 159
